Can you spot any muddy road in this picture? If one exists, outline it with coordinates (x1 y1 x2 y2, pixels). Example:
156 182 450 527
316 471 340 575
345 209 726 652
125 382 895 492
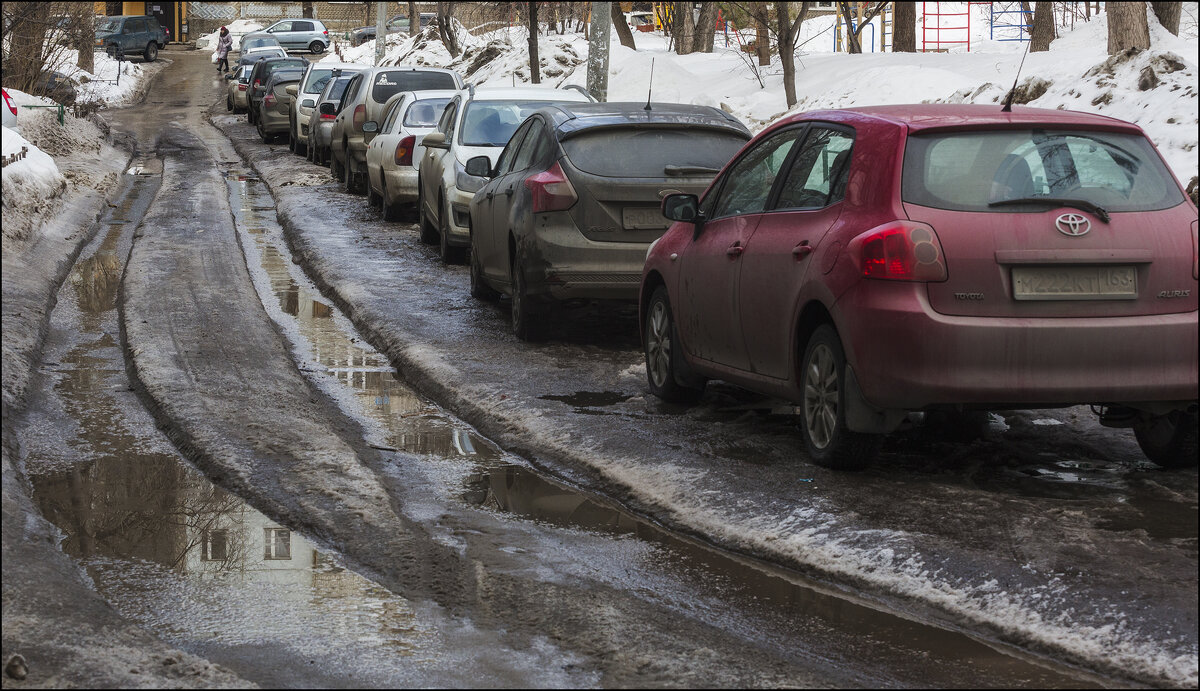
5 50 1196 688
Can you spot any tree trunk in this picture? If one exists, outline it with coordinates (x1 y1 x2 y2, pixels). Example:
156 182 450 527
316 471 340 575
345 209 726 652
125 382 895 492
437 2 460 57
408 2 418 31
3 2 51 94
77 5 95 74
754 3 770 66
838 2 862 53
674 2 695 54
611 2 635 49
1019 1 1034 35
1150 1 1181 34
528 1 540 83
695 1 717 52
1030 1 1055 51
892 0 915 52
1107 1 1150 54
302 1 314 19
776 2 811 109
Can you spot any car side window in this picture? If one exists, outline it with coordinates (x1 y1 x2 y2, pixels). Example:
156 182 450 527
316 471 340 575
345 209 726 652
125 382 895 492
437 101 457 135
775 127 855 209
495 121 532 175
273 21 293 32
511 119 546 172
293 21 314 32
340 76 359 111
707 127 806 220
381 100 402 133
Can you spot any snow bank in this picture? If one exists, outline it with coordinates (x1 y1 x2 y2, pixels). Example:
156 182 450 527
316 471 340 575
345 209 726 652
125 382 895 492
46 50 158 108
195 20 265 51
2 125 66 244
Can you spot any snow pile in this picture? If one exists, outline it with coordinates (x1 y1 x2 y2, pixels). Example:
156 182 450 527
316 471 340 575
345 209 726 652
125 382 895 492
2 124 66 245
45 49 159 108
195 20 265 51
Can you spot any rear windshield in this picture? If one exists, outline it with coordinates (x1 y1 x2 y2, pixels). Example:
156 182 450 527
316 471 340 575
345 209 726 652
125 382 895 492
265 60 308 77
460 100 561 146
404 98 451 127
302 68 337 94
242 36 278 51
902 129 1184 213
370 71 457 103
562 128 748 178
324 77 352 101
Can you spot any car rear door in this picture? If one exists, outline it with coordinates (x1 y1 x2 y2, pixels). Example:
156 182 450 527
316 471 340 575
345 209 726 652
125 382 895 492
269 21 295 49
738 124 854 380
902 128 1197 319
479 120 534 285
675 127 807 372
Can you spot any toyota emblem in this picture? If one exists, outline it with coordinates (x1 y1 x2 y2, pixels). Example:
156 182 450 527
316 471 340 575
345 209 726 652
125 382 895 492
1055 213 1091 236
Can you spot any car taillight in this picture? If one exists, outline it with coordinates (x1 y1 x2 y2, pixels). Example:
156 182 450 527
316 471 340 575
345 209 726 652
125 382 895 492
394 135 415 166
264 93 276 107
1191 220 1198 279
323 29 329 36
852 221 947 282
238 83 247 91
525 162 577 213
320 111 335 121
2 89 15 116
253 79 261 89
353 104 365 130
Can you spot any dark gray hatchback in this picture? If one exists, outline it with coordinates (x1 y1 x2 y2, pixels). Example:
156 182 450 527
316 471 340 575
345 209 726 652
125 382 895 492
467 102 751 340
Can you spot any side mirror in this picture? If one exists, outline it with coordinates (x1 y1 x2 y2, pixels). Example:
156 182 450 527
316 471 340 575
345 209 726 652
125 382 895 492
362 120 378 133
224 73 235 81
301 98 315 108
465 155 492 178
319 102 336 116
285 84 298 97
422 131 448 149
661 193 701 223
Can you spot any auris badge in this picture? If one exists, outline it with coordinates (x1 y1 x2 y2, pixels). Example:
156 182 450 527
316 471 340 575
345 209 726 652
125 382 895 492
1055 213 1091 237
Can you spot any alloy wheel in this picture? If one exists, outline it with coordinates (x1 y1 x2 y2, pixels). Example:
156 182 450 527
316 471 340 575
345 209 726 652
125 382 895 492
803 343 839 450
646 301 671 389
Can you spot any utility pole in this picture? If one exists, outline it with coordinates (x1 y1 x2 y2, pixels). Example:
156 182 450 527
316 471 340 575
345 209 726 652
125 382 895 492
586 1 611 101
374 1 387 65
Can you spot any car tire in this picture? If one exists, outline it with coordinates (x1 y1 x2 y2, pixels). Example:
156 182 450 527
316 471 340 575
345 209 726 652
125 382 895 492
798 325 880 470
1134 411 1199 468
367 172 382 208
295 129 307 158
418 187 438 244
510 249 546 342
259 118 272 144
309 41 325 55
470 240 499 301
644 287 706 405
287 125 296 153
344 153 363 194
381 177 403 222
438 199 465 264
330 146 343 181
227 96 233 112
144 42 158 62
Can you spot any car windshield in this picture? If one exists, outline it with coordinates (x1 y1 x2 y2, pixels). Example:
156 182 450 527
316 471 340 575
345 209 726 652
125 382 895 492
97 18 121 33
902 129 1184 214
460 100 561 147
404 98 451 127
369 70 458 104
562 127 747 178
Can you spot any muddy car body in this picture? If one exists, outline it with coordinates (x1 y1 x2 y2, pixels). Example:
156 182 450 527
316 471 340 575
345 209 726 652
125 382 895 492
642 104 1198 469
365 90 455 221
288 62 366 158
257 68 304 142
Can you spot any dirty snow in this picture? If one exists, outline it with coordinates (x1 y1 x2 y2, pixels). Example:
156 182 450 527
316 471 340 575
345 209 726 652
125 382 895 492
194 20 265 51
2 125 66 244
44 50 162 108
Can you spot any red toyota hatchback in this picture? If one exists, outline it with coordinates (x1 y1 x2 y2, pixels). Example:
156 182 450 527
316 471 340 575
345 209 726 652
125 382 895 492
642 105 1198 470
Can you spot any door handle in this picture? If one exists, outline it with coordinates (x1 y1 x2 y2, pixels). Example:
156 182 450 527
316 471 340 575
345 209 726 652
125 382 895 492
485 191 494 200
726 243 744 258
792 242 813 260
504 186 514 197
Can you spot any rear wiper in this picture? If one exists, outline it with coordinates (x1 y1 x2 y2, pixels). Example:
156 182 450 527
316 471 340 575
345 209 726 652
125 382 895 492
987 196 1110 223
665 165 720 176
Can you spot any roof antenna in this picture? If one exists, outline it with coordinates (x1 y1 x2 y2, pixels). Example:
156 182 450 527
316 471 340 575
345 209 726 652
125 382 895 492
644 58 655 111
1001 40 1032 113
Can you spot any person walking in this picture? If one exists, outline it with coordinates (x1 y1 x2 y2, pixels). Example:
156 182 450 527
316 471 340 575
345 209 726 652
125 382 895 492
216 26 232 73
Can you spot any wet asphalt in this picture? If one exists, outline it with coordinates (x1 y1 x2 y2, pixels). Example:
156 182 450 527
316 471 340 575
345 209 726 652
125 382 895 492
9 49 1197 688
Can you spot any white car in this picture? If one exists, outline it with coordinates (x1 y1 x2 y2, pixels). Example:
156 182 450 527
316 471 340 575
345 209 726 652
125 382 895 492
364 89 455 221
417 85 594 264
288 62 367 158
2 88 17 129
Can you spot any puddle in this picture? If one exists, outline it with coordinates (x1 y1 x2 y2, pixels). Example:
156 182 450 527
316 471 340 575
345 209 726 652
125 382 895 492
227 172 500 461
539 390 632 409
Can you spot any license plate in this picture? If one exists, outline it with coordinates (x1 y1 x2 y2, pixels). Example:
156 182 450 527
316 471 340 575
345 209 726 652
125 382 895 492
1012 265 1138 300
622 207 666 230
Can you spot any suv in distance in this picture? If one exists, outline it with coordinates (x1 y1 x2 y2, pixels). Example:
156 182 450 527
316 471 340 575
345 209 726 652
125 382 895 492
243 19 330 54
94 15 168 62
644 104 1198 470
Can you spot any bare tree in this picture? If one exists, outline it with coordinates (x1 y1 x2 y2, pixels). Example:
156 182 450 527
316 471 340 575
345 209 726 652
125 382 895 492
837 1 887 53
1030 0 1055 51
892 0 915 52
611 1 635 49
674 2 695 54
695 2 718 52
528 1 540 84
408 2 418 31
1150 1 1181 34
303 1 313 18
1019 0 1034 35
436 1 460 57
752 2 771 66
775 2 811 109
76 2 94 74
1107 0 1150 54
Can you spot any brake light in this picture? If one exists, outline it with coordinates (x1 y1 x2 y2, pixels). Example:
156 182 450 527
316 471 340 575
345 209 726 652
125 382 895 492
323 29 329 36
2 89 15 116
320 111 335 121
253 79 261 89
525 162 577 213
394 135 415 166
238 83 247 91
353 104 365 130
853 221 947 282
264 93 276 107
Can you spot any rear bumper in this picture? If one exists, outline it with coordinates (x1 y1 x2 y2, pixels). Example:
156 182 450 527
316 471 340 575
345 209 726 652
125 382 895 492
382 167 419 203
836 281 1199 410
261 108 289 133
443 185 475 247
524 218 648 302
311 121 334 148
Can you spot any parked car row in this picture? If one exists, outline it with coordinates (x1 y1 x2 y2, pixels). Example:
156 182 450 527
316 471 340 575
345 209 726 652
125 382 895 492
243 66 1198 471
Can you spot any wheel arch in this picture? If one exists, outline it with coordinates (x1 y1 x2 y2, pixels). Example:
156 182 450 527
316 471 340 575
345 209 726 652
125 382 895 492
793 300 835 386
639 270 667 348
